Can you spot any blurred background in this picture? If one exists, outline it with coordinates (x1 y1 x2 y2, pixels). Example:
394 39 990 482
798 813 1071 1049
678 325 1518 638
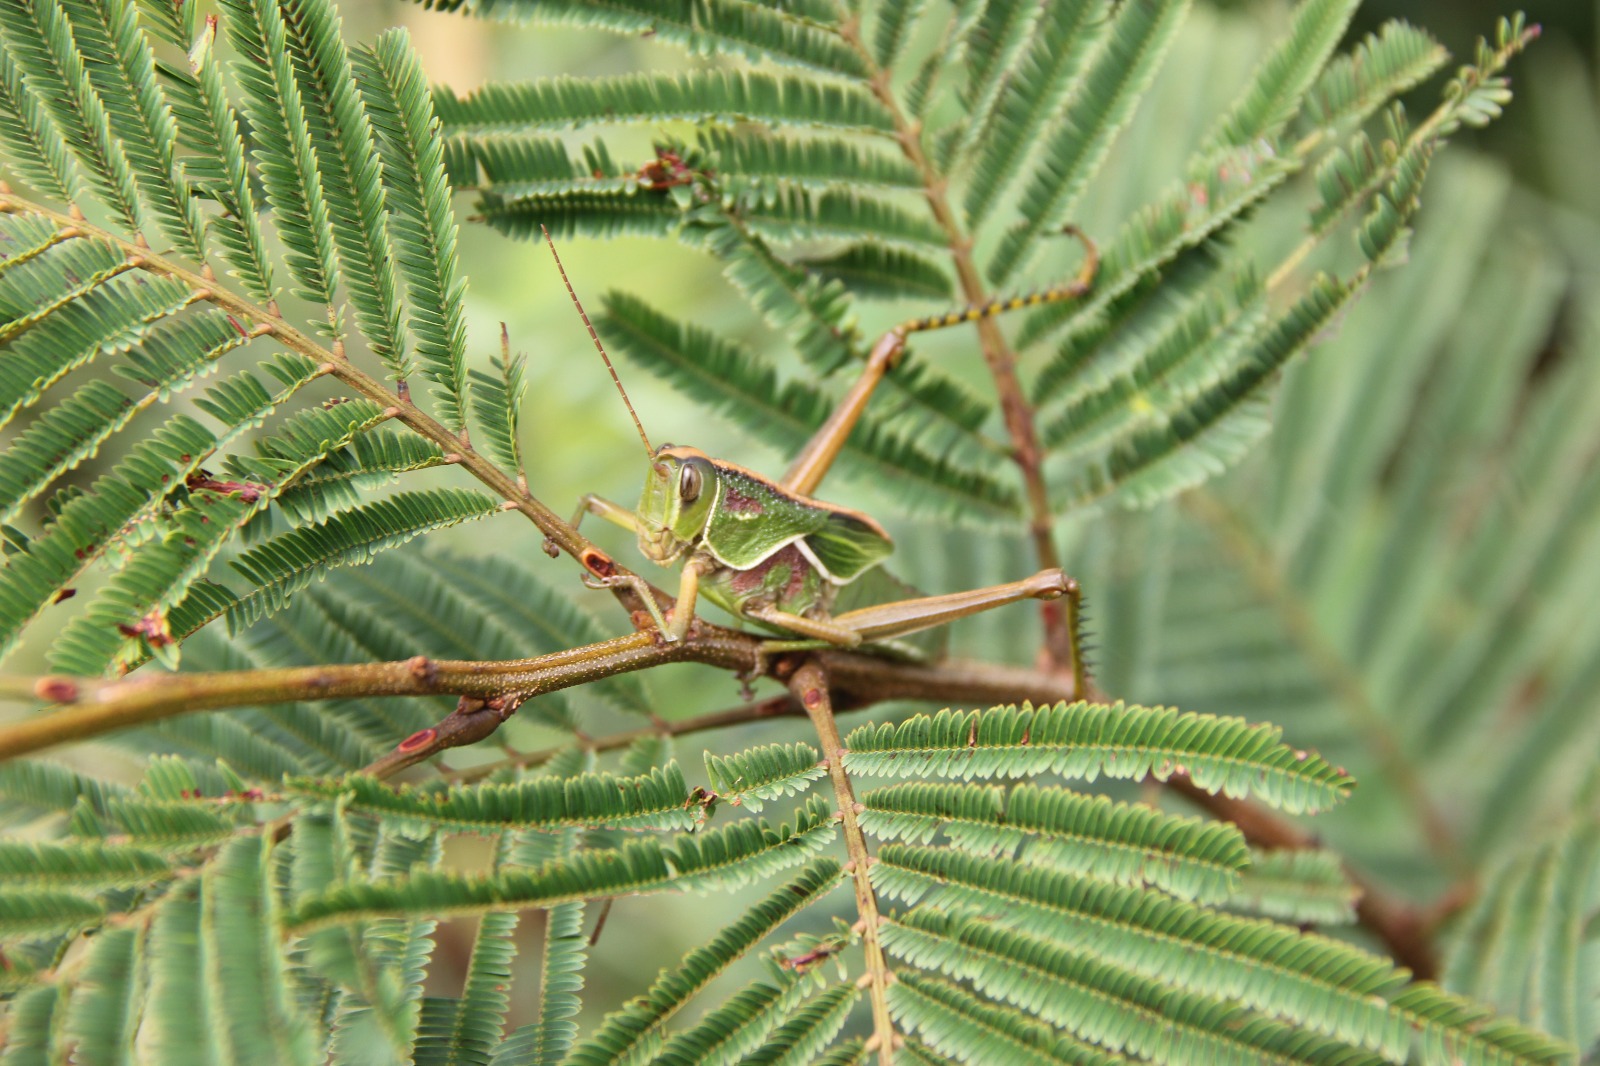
7 0 1595 1043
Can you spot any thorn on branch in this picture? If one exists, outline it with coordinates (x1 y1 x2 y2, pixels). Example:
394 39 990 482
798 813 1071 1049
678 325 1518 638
405 655 437 686
587 898 615 948
484 693 525 722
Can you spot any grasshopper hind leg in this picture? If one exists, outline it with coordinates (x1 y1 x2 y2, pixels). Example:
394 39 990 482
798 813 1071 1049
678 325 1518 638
745 569 1076 649
744 606 864 647
829 569 1074 645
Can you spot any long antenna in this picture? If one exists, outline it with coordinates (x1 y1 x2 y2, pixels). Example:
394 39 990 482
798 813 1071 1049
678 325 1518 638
541 224 654 458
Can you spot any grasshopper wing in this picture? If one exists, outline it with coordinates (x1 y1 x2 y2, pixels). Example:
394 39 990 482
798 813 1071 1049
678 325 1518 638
700 466 831 569
697 463 891 581
805 509 893 583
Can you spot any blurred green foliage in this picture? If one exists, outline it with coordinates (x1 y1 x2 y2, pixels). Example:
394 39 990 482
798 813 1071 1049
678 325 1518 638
0 0 1594 1058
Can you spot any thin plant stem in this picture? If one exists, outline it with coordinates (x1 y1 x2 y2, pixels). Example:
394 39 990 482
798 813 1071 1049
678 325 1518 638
788 658 896 1065
0 638 1082 763
1265 22 1539 295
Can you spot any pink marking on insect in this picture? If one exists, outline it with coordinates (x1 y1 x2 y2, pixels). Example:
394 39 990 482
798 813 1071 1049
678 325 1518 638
729 543 809 599
721 487 764 514
729 549 783 594
785 551 809 599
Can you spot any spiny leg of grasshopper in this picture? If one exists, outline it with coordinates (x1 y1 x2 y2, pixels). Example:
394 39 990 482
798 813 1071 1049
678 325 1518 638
771 227 1098 662
780 226 1099 497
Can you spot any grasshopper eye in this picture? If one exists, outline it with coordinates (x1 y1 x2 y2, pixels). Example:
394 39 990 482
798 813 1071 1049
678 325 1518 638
678 462 703 503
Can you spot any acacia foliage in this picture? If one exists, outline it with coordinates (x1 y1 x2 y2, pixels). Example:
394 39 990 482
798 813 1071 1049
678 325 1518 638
0 0 1574 1063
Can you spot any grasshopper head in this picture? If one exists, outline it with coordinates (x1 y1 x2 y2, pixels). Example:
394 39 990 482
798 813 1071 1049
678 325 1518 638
636 445 717 564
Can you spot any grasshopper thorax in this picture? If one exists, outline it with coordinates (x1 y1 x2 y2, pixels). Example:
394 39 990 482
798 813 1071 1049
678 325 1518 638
636 445 717 565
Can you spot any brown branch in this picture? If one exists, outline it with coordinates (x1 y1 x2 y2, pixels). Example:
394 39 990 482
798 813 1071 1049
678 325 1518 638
0 625 1079 765
1 630 743 761
431 653 1084 785
789 658 896 1065
436 693 810 784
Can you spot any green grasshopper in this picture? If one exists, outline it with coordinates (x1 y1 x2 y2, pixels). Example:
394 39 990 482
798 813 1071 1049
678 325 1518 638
546 230 1098 653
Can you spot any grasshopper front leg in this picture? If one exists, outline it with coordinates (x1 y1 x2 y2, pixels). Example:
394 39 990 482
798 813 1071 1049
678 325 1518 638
565 493 641 539
558 494 693 640
663 556 711 642
588 557 708 643
571 495 717 643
